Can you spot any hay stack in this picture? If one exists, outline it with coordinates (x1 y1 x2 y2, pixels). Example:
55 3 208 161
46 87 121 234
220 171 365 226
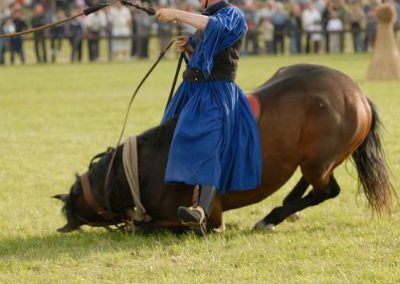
367 4 400 80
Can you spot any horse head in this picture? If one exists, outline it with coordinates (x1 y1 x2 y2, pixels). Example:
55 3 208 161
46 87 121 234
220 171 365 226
53 148 131 233
54 116 180 233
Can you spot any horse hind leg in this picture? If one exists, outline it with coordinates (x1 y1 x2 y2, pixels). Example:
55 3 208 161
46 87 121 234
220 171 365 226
254 176 340 231
282 177 309 222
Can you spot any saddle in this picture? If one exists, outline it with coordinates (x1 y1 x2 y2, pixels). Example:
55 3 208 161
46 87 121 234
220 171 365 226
246 94 261 123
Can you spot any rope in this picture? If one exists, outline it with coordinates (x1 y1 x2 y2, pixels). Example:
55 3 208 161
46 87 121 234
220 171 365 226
0 12 85 39
165 52 184 111
122 135 152 226
119 0 156 15
0 0 156 39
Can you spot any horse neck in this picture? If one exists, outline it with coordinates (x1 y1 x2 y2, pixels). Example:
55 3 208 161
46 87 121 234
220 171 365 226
136 117 179 208
90 146 133 213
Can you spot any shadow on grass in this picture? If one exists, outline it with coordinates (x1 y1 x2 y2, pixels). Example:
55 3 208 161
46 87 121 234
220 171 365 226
0 229 190 261
0 218 368 261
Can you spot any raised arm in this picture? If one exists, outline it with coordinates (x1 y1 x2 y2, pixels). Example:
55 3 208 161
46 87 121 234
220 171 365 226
156 9 209 30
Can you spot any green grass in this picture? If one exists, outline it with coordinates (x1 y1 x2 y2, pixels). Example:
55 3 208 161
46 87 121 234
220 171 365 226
0 54 399 283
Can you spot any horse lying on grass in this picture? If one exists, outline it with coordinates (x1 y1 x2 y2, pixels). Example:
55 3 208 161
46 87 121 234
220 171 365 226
54 64 395 234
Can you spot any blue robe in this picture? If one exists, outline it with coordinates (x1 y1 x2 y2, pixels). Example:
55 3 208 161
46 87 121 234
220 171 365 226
162 3 262 194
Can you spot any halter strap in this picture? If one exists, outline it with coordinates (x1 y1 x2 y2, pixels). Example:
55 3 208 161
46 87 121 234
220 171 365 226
80 172 114 219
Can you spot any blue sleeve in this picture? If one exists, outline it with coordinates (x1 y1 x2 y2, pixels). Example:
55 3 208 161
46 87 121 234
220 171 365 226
188 35 196 49
187 7 247 79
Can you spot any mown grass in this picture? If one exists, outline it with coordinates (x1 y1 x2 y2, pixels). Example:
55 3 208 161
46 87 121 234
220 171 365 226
0 54 399 283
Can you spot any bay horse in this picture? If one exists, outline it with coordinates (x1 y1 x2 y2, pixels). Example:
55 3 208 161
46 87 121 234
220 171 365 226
54 64 394 234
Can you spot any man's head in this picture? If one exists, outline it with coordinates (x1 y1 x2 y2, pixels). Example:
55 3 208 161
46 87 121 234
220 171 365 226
34 3 45 16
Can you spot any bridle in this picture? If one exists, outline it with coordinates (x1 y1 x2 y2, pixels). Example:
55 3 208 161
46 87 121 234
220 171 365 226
80 172 115 220
78 171 135 231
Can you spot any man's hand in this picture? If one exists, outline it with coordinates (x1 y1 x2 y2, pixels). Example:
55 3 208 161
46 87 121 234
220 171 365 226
155 8 181 23
175 36 189 53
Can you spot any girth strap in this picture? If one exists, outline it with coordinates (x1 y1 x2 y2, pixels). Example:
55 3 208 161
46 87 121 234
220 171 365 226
122 136 152 224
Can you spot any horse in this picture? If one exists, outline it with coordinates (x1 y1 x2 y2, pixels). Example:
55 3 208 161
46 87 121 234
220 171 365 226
54 64 394 234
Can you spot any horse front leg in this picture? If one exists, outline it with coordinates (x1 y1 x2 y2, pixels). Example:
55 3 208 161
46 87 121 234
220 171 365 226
254 176 340 231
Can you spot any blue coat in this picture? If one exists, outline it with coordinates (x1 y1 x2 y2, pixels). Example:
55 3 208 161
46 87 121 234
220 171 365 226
162 3 262 194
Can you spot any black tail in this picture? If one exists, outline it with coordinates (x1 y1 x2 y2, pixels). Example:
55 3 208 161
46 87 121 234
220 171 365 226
352 99 395 215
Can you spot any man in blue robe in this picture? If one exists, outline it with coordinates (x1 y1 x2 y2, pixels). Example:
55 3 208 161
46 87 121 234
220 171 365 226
156 0 262 235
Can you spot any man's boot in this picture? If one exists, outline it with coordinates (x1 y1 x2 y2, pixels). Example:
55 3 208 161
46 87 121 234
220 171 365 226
177 185 216 236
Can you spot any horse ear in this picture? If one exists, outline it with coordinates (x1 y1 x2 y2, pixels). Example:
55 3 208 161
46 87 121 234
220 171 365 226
52 194 69 202
57 222 81 233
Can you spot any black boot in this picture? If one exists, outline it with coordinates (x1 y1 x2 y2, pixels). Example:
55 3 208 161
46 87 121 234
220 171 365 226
177 185 216 236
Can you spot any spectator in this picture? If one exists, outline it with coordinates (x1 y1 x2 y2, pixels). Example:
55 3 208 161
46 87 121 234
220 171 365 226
393 0 400 35
311 19 323 53
108 3 131 60
0 0 11 19
31 3 47 63
287 3 302 54
67 7 85 62
243 1 259 55
50 9 65 63
105 6 113 61
348 0 365 53
302 2 321 54
331 0 348 53
364 0 378 51
322 0 333 53
271 2 289 54
135 9 152 59
2 16 14 63
259 0 277 21
86 7 106 61
259 17 274 54
327 11 344 53
10 6 27 64
0 24 4 65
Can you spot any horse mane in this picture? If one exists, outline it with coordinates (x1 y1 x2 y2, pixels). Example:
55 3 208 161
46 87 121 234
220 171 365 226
137 115 178 147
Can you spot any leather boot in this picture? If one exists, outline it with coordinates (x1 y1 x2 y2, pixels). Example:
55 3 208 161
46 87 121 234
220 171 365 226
177 185 216 236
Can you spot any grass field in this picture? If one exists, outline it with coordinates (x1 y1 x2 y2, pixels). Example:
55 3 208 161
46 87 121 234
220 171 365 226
0 54 399 283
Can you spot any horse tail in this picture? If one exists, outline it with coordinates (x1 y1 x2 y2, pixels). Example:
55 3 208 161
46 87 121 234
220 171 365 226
352 99 395 215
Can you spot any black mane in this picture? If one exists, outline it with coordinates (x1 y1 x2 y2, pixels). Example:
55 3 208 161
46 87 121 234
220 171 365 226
137 115 178 147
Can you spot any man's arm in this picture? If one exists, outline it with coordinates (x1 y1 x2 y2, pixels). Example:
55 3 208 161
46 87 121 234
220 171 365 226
156 9 209 31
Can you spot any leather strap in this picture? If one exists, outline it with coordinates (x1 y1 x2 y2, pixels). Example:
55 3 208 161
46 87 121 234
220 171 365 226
81 172 113 218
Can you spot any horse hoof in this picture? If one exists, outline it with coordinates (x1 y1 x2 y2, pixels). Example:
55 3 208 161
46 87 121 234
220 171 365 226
253 221 276 231
286 212 301 223
212 222 226 234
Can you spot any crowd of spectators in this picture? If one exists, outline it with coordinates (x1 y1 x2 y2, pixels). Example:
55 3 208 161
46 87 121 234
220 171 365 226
0 0 399 64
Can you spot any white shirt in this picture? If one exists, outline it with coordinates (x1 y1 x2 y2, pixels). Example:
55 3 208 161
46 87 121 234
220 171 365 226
302 8 321 32
108 6 132 37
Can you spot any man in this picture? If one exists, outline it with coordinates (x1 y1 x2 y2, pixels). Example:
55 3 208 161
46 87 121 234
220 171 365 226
11 6 28 64
156 0 262 235
31 3 47 63
86 7 106 62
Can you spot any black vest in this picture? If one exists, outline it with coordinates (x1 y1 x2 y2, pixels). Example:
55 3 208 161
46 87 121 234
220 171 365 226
183 4 244 83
